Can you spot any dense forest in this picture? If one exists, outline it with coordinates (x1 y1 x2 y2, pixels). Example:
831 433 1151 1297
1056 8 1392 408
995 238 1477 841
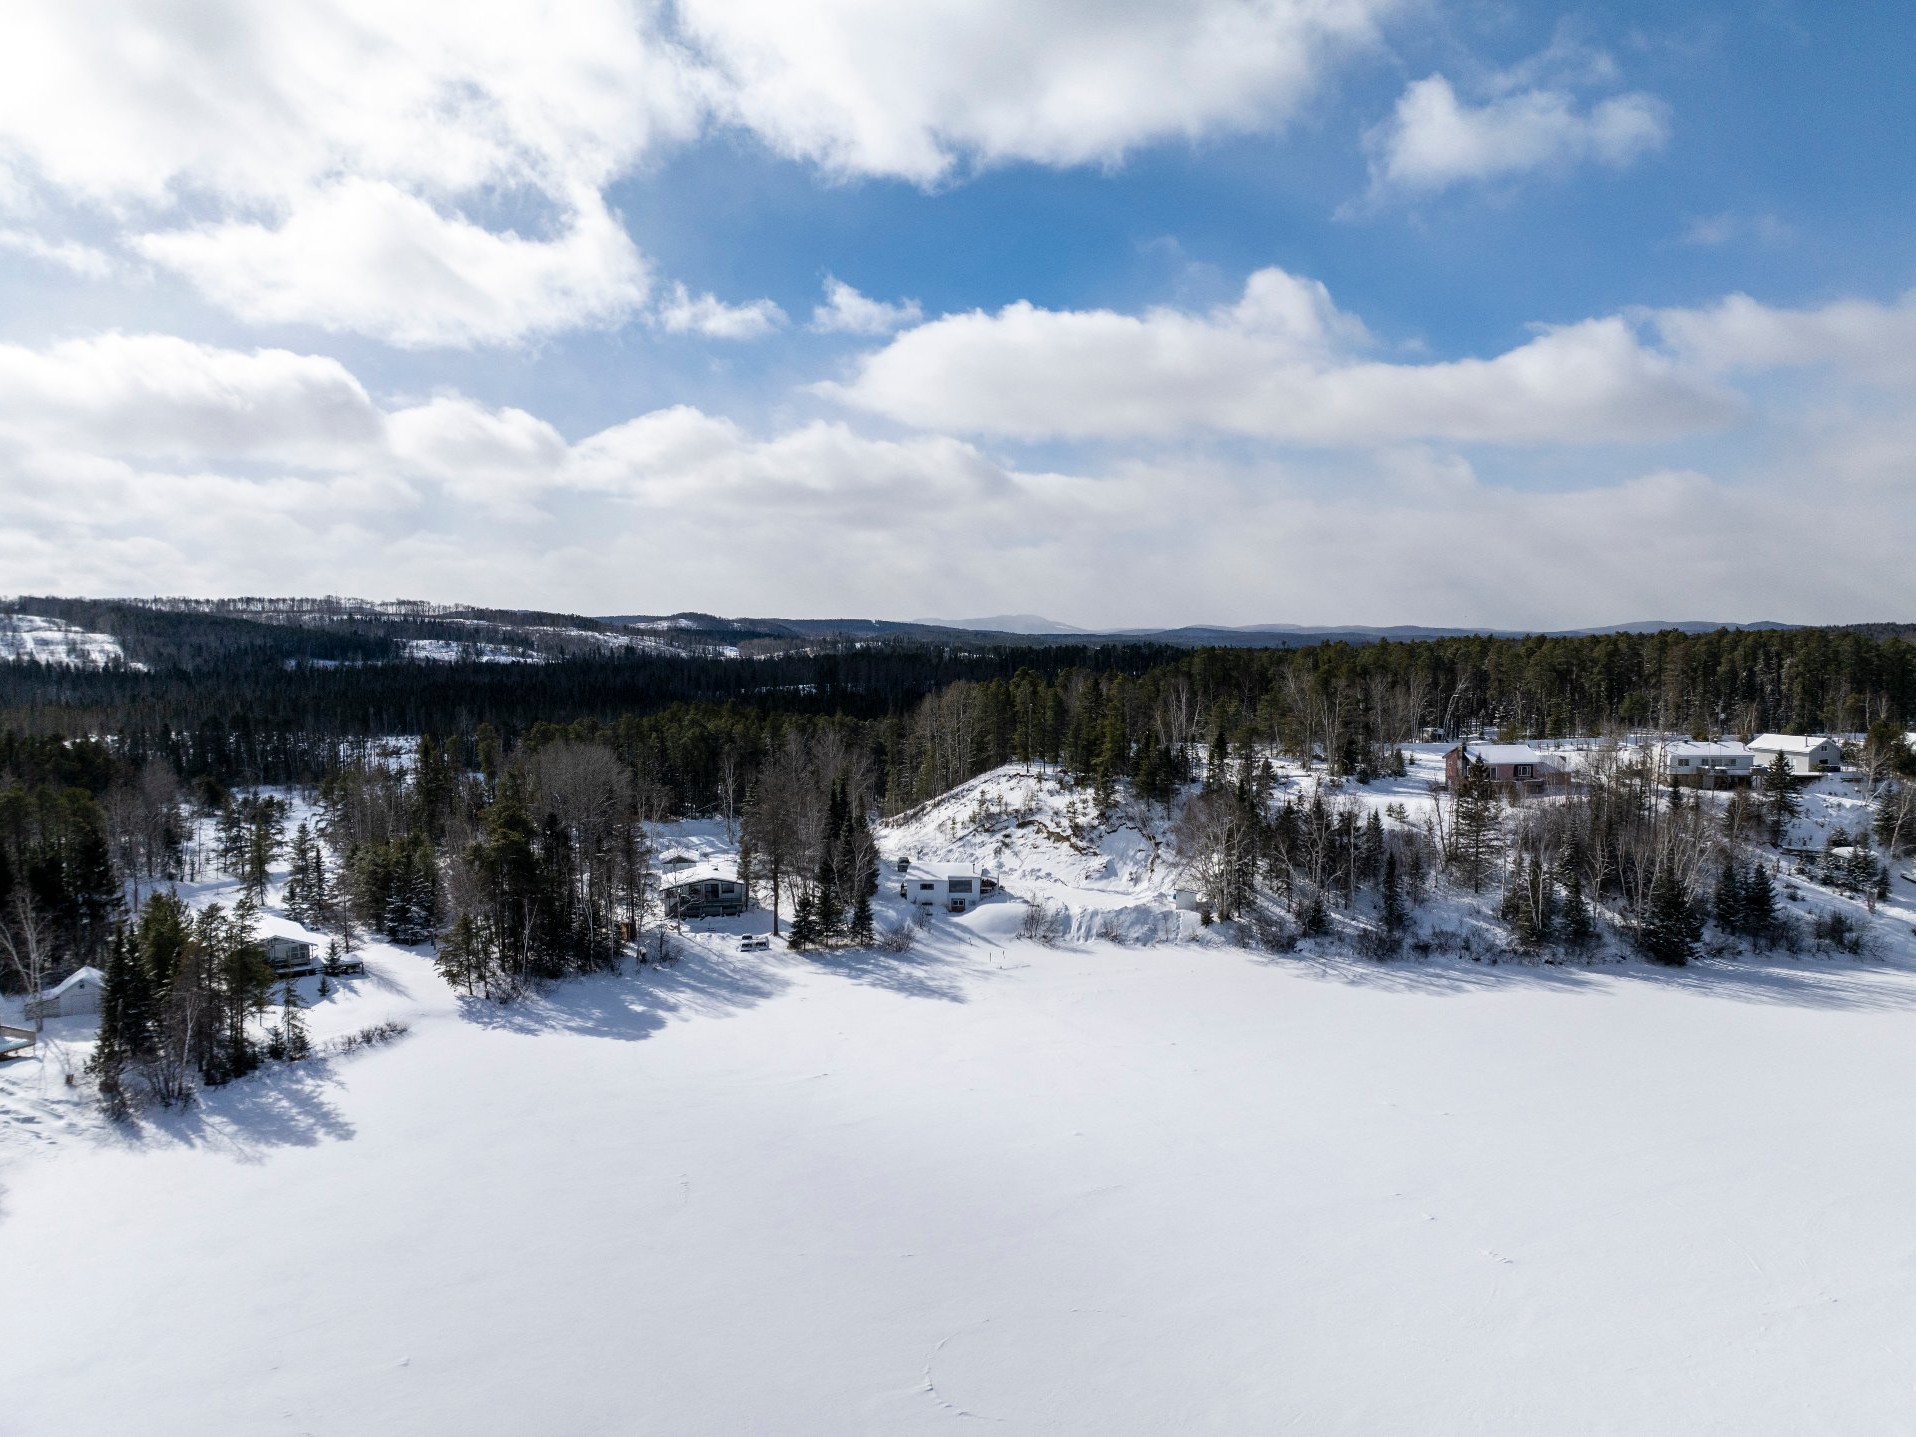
5 619 1915 1112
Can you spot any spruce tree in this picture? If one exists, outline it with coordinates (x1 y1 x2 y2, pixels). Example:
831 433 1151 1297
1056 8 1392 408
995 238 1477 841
279 976 309 1061
1639 862 1700 966
1451 759 1502 893
849 889 875 947
1762 753 1800 844
1559 867 1596 948
1741 864 1777 945
1712 859 1746 935
787 889 821 950
1380 850 1405 938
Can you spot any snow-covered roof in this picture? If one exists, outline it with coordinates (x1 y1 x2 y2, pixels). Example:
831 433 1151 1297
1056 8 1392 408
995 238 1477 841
1748 733 1839 753
43 965 104 997
659 862 740 890
899 860 987 880
1665 740 1750 759
1454 744 1557 767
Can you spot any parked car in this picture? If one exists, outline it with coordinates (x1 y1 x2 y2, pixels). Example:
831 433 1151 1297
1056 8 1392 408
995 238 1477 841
738 934 771 952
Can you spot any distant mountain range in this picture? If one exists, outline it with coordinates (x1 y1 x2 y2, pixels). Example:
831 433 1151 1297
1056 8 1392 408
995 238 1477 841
0 594 1815 672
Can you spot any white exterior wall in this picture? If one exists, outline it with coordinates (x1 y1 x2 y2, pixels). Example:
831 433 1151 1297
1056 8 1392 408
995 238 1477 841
897 870 984 913
1748 735 1843 776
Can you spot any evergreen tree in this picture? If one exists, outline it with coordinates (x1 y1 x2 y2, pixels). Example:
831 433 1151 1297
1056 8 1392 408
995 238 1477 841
1451 759 1502 892
787 888 821 950
1379 850 1405 938
1359 810 1385 887
1559 867 1596 949
1741 864 1777 944
849 889 875 947
1639 861 1700 966
1762 753 1801 844
278 975 310 1060
1712 859 1746 935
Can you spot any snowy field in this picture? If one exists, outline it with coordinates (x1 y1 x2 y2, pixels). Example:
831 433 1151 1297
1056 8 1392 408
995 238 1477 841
10 921 1916 1431
6 762 1916 1434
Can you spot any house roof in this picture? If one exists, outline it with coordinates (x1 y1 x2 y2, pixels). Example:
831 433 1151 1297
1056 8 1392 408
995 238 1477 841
899 861 986 880
1665 740 1750 759
1749 734 1839 753
660 862 740 890
1453 744 1557 767
44 965 104 997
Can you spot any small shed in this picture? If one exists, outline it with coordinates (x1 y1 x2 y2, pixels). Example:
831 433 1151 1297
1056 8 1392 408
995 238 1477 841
24 965 106 1021
1748 734 1843 777
264 936 318 976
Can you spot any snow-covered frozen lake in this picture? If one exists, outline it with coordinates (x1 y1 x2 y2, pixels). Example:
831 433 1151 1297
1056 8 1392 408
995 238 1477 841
7 916 1916 1434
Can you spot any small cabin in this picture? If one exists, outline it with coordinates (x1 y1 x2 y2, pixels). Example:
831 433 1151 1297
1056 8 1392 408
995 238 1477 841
896 860 996 915
1443 743 1567 792
661 863 746 919
1663 739 1754 788
24 965 105 1021
265 936 319 976
1747 734 1843 777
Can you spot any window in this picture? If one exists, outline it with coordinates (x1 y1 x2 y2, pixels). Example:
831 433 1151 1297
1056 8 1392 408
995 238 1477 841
1513 764 1534 779
948 879 973 894
920 882 934 891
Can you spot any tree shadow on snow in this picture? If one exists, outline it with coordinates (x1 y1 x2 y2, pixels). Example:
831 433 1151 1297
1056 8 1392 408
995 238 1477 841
126 1058 357 1162
1271 945 1916 1014
457 943 794 1042
804 942 975 1003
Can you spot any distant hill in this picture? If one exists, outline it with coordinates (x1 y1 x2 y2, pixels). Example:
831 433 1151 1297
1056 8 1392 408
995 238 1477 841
911 614 1091 635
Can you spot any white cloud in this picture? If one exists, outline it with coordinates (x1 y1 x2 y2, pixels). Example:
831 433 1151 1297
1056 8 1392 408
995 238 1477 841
0 332 382 462
0 227 113 277
811 278 923 335
1366 74 1668 197
822 267 1738 445
0 0 705 345
0 330 1910 626
0 0 1409 345
653 283 787 341
135 181 650 348
1653 290 1916 388
677 0 1399 182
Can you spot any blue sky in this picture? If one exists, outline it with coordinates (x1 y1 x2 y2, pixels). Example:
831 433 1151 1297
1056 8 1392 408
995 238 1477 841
0 0 1911 628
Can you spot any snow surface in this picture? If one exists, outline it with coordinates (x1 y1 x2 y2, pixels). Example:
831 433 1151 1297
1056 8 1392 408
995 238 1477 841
6 765 1916 1433
0 612 138 668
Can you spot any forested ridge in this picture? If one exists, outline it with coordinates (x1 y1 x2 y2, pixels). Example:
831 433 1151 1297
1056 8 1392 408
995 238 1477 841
4 619 1914 1112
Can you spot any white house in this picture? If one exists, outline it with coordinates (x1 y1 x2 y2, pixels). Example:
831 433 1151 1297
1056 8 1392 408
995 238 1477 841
894 859 996 915
661 862 747 919
1748 734 1843 776
1662 739 1754 788
24 965 105 1021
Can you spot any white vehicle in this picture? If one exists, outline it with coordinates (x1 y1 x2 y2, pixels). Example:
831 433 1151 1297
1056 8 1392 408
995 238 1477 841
738 934 771 952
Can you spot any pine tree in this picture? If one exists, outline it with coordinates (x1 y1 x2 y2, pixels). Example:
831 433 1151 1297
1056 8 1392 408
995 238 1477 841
849 889 875 947
1762 753 1800 844
279 976 309 1060
1451 759 1503 892
1741 864 1777 944
1639 861 1699 966
1559 867 1596 948
787 888 821 950
1712 859 1746 935
436 913 482 994
1380 850 1405 937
